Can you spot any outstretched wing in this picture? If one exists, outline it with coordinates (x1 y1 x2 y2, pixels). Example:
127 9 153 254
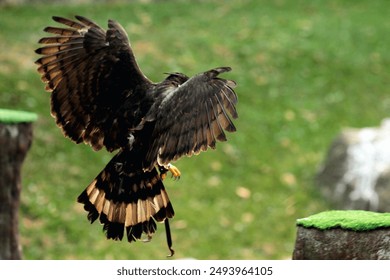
35 16 151 151
143 67 238 170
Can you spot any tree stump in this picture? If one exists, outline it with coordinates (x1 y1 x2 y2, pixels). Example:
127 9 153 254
0 109 37 260
293 210 390 260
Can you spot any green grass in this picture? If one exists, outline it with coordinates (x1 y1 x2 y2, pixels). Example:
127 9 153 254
0 108 37 123
1 0 389 259
297 210 390 231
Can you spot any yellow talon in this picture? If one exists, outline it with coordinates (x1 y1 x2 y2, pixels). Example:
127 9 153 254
168 163 181 180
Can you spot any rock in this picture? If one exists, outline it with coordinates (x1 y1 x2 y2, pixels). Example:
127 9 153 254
316 119 390 212
293 211 390 260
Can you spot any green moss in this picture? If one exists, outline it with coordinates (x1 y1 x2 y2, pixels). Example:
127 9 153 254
0 108 38 124
297 210 390 231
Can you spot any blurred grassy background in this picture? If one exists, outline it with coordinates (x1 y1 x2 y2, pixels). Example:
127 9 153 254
0 0 389 259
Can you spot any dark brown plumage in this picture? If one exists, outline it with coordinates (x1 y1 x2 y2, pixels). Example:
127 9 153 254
35 15 238 256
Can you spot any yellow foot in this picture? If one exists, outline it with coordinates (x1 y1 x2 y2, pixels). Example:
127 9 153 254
168 163 181 180
160 163 181 180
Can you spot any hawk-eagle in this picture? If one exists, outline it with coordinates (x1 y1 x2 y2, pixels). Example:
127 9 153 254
35 15 238 256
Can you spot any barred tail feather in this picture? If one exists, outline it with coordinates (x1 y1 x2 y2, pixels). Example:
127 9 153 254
77 149 174 242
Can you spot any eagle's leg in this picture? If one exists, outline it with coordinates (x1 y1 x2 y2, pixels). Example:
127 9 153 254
159 163 181 180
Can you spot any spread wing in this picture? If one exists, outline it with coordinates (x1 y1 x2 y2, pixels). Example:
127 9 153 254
35 15 151 151
143 67 238 170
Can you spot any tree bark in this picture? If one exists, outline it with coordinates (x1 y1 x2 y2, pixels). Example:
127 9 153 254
0 122 33 259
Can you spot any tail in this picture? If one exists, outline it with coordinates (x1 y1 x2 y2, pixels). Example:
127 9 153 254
77 149 174 244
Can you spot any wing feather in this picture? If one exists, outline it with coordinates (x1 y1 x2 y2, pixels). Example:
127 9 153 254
38 36 80 44
43 26 78 36
193 107 209 153
215 91 236 132
35 15 152 151
51 16 86 29
205 99 217 148
209 96 227 142
74 15 101 28
143 67 238 170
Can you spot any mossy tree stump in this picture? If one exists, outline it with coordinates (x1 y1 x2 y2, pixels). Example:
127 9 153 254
293 210 390 260
0 109 37 259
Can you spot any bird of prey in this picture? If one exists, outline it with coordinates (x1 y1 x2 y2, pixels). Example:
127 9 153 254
35 15 238 256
